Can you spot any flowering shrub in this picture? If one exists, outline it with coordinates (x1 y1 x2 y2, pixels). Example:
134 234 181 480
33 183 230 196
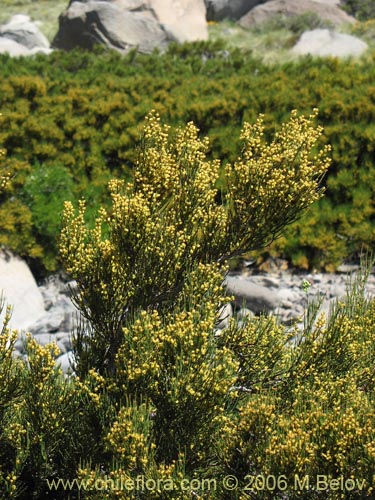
2 114 375 499
59 110 329 376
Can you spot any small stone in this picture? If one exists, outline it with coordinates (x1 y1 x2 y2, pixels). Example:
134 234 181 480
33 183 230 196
57 334 72 354
236 307 254 320
56 351 75 374
261 278 280 288
216 302 233 329
28 311 65 334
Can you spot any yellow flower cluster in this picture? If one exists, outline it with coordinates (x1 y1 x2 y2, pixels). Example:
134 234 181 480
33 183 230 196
116 263 237 405
106 403 153 470
25 334 61 391
0 147 10 192
117 303 237 402
59 110 329 373
225 109 331 251
75 368 109 408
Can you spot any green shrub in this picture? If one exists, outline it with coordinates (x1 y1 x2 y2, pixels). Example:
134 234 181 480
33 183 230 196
342 0 375 21
59 110 329 375
2 115 375 498
21 162 75 269
253 11 333 36
1 44 375 271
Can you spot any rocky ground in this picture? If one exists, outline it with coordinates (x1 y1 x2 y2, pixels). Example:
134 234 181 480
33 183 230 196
11 265 375 374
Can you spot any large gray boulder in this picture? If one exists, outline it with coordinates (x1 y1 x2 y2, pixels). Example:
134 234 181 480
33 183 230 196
53 0 207 53
205 0 266 21
0 251 45 331
292 29 368 58
225 275 279 314
239 0 356 29
0 14 50 49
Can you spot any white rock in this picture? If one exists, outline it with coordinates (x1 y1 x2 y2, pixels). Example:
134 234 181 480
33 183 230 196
310 0 341 5
56 351 75 374
0 14 50 49
277 288 301 304
336 263 361 273
216 302 233 329
0 251 45 330
28 310 65 334
259 276 280 288
0 37 31 56
152 0 208 42
57 335 72 354
33 332 59 347
29 46 53 55
225 276 279 313
293 29 368 58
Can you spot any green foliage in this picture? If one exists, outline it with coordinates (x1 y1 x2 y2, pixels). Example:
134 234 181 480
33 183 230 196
351 18 375 44
59 111 328 376
342 0 375 21
0 43 375 271
1 116 375 497
21 162 75 269
253 11 333 36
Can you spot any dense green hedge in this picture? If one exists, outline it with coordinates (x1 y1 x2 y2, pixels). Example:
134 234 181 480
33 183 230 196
1 42 375 272
342 0 375 21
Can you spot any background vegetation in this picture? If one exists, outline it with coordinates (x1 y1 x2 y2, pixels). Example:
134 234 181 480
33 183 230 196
1 40 375 273
0 0 375 276
342 0 375 22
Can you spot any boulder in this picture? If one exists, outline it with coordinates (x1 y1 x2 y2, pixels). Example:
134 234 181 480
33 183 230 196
205 0 265 22
292 29 368 58
0 37 31 56
239 0 356 29
0 250 45 330
56 351 75 374
28 310 66 335
28 283 78 335
0 14 50 49
56 334 73 354
32 332 59 347
53 0 207 53
53 1 170 53
152 0 207 42
225 275 279 314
